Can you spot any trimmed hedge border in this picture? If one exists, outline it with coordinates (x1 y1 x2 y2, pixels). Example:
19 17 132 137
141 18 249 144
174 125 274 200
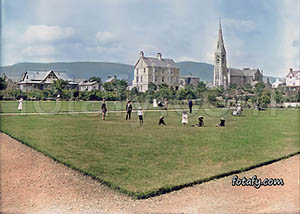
1 130 299 199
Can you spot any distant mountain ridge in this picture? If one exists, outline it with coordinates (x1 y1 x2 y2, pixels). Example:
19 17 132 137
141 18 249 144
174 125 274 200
0 61 279 84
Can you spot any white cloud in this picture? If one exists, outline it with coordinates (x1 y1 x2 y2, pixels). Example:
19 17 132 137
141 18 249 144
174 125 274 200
223 18 256 33
23 25 75 43
95 31 117 44
280 0 299 72
22 46 56 57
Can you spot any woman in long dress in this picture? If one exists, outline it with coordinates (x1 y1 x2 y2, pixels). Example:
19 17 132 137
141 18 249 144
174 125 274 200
18 98 23 111
181 111 188 126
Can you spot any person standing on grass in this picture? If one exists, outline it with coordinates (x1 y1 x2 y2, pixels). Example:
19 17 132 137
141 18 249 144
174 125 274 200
158 116 167 126
126 100 133 120
181 111 188 126
101 99 107 120
137 107 143 126
188 99 193 114
17 97 23 111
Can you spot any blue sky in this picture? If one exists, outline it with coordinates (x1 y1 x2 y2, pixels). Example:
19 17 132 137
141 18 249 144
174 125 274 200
1 0 299 77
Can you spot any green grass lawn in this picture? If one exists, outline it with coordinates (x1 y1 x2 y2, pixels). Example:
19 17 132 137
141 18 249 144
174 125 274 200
0 108 299 198
0 101 197 113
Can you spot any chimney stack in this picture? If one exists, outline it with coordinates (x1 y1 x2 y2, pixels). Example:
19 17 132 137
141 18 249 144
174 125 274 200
157 53 162 60
140 51 144 58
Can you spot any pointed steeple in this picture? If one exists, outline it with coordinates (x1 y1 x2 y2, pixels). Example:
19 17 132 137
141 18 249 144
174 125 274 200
217 18 226 52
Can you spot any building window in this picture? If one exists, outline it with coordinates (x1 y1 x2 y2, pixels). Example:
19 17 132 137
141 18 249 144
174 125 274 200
155 76 157 82
162 77 164 82
141 85 143 91
144 68 146 73
136 76 139 83
141 76 143 82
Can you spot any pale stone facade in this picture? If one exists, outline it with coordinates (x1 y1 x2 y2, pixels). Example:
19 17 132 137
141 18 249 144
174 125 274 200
285 68 300 87
79 81 101 91
213 20 263 88
132 52 180 92
180 75 200 89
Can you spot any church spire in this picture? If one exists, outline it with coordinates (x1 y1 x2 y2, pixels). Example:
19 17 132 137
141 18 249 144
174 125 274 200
217 18 226 52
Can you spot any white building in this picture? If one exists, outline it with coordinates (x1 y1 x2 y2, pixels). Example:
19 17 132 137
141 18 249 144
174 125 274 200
132 51 180 92
272 79 285 88
18 70 77 91
79 81 102 91
285 68 300 87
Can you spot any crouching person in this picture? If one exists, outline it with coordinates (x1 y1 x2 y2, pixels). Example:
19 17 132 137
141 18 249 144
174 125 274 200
158 116 167 126
193 116 204 127
216 117 225 127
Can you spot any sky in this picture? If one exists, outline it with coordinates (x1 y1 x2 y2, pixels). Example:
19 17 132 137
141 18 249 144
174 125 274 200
1 0 299 77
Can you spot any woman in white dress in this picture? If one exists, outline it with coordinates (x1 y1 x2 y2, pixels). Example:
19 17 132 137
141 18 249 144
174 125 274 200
181 111 188 126
18 97 23 111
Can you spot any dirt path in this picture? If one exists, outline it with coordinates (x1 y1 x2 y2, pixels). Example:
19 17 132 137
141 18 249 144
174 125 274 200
1 133 299 214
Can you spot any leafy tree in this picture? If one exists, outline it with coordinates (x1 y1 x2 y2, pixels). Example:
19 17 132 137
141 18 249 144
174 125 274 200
274 89 284 104
229 83 238 89
89 76 102 84
197 81 207 92
0 77 7 90
52 79 68 96
254 82 265 95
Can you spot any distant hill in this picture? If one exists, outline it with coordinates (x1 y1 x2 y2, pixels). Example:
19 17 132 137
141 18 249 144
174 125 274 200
0 62 134 82
0 61 279 84
176 61 214 81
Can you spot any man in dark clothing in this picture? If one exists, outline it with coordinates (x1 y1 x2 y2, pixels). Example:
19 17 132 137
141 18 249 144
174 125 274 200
188 100 193 114
126 101 133 120
101 99 107 120
158 116 167 126
193 116 204 127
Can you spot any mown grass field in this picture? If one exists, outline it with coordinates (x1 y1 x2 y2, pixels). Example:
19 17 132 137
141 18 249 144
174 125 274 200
0 101 197 113
0 105 299 198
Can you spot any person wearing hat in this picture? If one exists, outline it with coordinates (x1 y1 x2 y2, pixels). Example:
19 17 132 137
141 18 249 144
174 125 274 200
216 117 226 127
158 116 167 126
126 100 133 120
193 116 204 127
137 107 144 126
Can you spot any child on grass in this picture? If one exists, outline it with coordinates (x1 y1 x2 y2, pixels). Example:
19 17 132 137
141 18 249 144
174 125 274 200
193 116 204 127
158 116 167 126
137 107 143 126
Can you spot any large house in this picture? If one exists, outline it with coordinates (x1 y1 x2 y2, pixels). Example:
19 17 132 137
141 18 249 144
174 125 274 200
285 68 300 87
179 74 200 89
79 81 102 91
213 20 263 89
132 51 180 92
18 70 77 91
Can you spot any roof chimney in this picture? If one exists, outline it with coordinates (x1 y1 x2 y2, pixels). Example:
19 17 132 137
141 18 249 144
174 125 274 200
140 51 144 58
157 53 162 60
290 68 293 72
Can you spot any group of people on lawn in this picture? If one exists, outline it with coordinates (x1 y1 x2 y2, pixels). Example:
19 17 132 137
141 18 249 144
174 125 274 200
101 99 226 127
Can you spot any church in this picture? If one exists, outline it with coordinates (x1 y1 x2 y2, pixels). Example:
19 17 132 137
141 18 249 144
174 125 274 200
213 20 263 89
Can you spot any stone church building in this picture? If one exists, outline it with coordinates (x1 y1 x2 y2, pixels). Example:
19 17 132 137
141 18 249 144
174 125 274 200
213 20 263 89
132 51 180 92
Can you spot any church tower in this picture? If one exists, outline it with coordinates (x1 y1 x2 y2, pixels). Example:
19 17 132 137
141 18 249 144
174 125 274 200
213 19 228 89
